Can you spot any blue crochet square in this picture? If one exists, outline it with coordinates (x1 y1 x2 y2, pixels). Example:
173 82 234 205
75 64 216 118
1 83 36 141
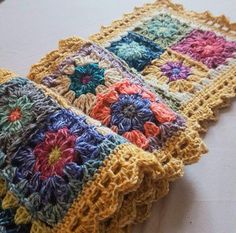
106 32 164 71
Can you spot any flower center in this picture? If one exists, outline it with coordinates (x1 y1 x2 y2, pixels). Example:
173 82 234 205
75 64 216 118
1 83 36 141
8 108 22 122
172 67 181 75
122 105 137 118
159 26 167 33
203 45 214 55
81 74 91 84
69 63 105 97
48 146 61 165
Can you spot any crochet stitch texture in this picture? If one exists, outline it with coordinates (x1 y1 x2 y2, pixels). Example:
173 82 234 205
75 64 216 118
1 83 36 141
1 0 236 232
0 69 181 233
28 36 206 232
29 38 206 166
90 0 236 134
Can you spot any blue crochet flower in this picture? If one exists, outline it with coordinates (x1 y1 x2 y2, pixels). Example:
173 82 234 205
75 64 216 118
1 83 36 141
107 32 164 71
110 94 154 134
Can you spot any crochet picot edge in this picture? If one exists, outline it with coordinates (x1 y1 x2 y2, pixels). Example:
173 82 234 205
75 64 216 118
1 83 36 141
0 68 182 233
89 0 236 134
28 36 207 166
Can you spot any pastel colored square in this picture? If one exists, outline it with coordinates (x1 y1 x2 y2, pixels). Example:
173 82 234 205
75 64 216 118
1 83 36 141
134 13 192 48
142 50 209 99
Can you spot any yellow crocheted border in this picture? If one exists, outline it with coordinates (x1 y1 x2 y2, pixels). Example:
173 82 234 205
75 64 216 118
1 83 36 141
28 36 207 166
89 0 236 134
90 0 236 43
0 68 182 233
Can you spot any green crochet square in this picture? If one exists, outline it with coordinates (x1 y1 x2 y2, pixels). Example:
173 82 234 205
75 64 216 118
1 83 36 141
133 13 192 48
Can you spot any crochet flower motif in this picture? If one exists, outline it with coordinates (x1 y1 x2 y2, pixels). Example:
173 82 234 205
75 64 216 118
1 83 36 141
33 127 77 179
0 95 33 134
113 41 149 65
142 51 208 94
9 109 120 225
42 56 123 114
107 32 164 71
161 61 191 82
172 29 236 68
0 78 60 154
90 80 178 150
134 14 191 48
69 63 105 96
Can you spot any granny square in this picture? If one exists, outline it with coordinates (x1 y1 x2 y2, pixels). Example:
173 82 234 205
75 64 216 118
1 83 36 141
106 32 164 71
133 13 192 48
142 49 209 100
6 109 127 226
171 29 236 69
0 78 59 154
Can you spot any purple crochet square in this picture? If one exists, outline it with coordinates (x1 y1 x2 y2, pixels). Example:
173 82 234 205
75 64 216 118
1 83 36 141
171 29 236 69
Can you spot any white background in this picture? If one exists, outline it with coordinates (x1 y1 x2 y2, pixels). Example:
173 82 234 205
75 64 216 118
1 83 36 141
0 1 236 233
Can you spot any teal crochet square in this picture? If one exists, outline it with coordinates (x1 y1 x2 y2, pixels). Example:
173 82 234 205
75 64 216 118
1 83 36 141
133 13 192 48
106 32 164 71
0 78 60 154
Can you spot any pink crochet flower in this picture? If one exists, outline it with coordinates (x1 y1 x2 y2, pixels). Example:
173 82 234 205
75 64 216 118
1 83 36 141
172 30 236 68
33 127 77 179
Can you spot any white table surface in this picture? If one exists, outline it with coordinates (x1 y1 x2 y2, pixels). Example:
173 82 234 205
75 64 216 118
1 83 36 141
0 1 236 233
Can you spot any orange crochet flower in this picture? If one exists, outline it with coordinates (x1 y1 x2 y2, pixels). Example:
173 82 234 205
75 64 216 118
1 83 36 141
90 80 177 150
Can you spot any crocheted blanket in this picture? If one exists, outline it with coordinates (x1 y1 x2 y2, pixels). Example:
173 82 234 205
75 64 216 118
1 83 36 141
1 0 235 232
90 0 236 134
0 69 174 233
28 36 207 232
29 37 206 165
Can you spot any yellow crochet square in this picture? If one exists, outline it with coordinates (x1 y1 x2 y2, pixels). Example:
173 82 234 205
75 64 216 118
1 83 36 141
142 49 209 99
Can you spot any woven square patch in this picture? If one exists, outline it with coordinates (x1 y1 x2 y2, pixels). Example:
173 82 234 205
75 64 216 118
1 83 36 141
134 13 192 48
106 32 164 71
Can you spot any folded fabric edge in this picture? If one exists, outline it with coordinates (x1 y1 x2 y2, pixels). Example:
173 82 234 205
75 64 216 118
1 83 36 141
0 68 181 233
